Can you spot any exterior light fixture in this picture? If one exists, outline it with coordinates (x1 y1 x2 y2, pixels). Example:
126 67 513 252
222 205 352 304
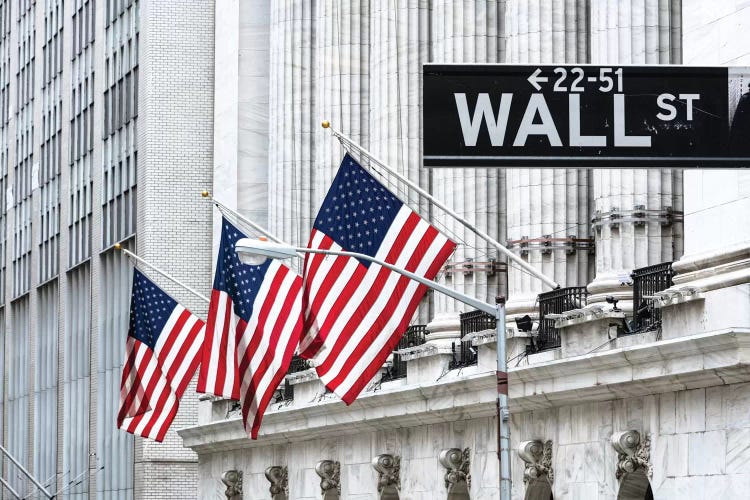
235 238 298 265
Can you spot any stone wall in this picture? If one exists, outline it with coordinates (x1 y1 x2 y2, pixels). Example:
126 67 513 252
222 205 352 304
188 378 750 499
513 383 750 499
196 418 497 500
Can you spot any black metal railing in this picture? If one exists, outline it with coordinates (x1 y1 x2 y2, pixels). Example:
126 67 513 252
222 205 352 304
274 355 313 403
631 262 674 333
382 324 427 382
450 310 495 369
281 379 294 401
536 286 588 351
288 354 312 373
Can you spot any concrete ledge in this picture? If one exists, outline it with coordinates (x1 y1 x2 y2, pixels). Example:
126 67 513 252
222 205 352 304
181 328 750 454
179 369 497 453
510 327 750 411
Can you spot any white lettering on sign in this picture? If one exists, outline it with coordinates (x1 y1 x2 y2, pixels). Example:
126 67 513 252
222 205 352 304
454 93 513 146
657 93 701 121
569 94 606 147
527 68 548 91
454 81 695 149
614 94 651 147
680 93 700 120
656 93 677 121
513 94 562 147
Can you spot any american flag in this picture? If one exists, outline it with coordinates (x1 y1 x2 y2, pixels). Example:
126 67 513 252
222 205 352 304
197 218 303 439
299 154 457 404
118 269 205 442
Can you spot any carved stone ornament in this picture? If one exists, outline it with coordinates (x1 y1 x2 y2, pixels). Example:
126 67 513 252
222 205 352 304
439 448 471 489
220 470 243 500
611 430 652 480
265 466 289 498
372 454 401 493
315 460 341 494
518 440 554 484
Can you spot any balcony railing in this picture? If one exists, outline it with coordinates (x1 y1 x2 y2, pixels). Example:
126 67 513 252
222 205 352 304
631 262 674 334
382 324 427 382
536 286 588 352
274 355 313 403
450 310 495 369
288 354 312 373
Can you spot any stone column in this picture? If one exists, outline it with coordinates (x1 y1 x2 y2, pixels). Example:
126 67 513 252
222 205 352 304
587 0 683 310
428 0 506 343
504 0 592 324
368 0 432 322
269 1 369 245
313 0 370 212
214 0 272 254
268 0 316 246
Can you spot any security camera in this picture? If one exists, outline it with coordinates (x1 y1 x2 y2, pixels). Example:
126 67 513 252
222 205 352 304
605 296 621 312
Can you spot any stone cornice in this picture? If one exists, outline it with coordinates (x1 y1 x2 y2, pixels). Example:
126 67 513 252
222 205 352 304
510 328 750 411
180 328 750 453
668 240 750 293
285 368 318 385
672 240 750 275
179 371 498 453
462 327 500 346
394 343 442 360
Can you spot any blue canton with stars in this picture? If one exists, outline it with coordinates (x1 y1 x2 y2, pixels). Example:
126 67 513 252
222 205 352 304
214 218 272 323
128 269 179 351
313 154 404 267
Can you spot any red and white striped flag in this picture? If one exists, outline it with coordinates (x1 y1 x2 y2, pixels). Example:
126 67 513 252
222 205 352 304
197 218 303 439
300 154 457 404
118 269 205 441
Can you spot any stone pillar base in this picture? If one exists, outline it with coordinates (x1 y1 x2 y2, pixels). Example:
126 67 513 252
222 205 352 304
424 311 461 350
558 311 627 357
587 270 636 313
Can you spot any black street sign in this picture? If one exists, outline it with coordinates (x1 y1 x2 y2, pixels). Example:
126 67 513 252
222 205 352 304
423 64 750 167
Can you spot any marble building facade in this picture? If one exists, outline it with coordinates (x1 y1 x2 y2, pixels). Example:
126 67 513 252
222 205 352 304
0 1 215 499
181 1 750 499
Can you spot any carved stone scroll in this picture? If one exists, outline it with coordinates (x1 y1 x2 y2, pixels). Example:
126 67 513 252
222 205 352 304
518 440 554 484
611 430 652 479
372 454 400 499
315 460 341 498
439 448 471 490
265 466 289 500
221 470 242 500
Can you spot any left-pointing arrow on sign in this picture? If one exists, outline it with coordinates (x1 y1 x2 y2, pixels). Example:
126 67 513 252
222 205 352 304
527 68 548 91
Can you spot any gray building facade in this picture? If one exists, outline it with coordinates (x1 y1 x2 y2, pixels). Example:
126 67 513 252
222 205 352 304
0 1 214 499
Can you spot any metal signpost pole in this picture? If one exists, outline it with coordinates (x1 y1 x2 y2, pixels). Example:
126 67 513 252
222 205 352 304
235 239 514 499
495 296 511 500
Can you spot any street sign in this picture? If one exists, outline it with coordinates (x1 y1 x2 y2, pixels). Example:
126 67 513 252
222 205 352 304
423 64 750 167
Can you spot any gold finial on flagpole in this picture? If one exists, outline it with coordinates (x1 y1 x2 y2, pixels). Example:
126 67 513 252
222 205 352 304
114 243 122 251
201 190 210 198
321 120 330 129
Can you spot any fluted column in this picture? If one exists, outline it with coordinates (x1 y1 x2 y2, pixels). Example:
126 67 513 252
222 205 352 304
504 0 592 322
369 1 432 322
430 1 506 318
313 0 370 209
268 0 316 246
587 0 684 310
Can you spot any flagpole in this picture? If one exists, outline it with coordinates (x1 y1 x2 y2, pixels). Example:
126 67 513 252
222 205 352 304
0 475 21 499
0 444 54 499
201 190 286 245
321 121 560 290
201 191 308 262
114 244 210 303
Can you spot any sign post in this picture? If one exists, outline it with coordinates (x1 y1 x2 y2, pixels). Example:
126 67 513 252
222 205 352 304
423 64 750 167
